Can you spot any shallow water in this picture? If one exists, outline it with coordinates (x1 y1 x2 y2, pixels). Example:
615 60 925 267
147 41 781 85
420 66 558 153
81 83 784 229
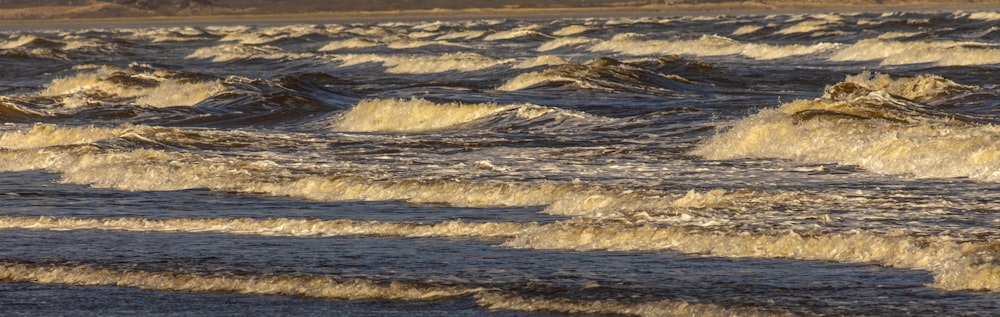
1 10 999 316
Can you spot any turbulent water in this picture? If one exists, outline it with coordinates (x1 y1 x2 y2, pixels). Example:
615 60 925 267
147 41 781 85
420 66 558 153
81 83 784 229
1 9 1000 316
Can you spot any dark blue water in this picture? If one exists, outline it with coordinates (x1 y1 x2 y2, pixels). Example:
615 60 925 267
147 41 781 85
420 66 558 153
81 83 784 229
1 10 999 316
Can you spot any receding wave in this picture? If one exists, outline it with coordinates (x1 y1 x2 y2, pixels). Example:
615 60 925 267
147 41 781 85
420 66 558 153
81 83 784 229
2 215 997 292
0 216 531 239
274 176 737 219
476 293 790 317
0 262 476 301
0 124 772 219
0 260 792 316
692 72 1000 181
505 222 1000 292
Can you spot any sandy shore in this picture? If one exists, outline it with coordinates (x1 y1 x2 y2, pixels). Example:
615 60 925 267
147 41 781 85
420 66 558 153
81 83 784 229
1 1 998 30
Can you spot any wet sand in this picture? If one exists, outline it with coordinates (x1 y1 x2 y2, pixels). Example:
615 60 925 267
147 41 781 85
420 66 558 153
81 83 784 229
1 0 998 30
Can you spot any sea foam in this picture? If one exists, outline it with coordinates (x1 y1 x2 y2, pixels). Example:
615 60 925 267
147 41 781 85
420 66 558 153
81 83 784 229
329 52 511 74
329 98 536 132
692 73 1000 182
590 34 839 60
3 215 997 292
39 67 224 108
830 38 1000 66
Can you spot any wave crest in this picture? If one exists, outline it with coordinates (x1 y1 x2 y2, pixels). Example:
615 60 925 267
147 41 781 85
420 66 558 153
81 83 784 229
36 65 224 109
330 52 511 74
693 73 1000 181
499 57 695 93
830 38 1000 66
0 262 475 301
186 43 313 62
3 215 997 292
329 98 554 133
505 222 1000 292
590 34 839 60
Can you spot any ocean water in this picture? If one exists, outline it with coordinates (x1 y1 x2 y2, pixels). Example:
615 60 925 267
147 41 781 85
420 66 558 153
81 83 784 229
1 9 999 316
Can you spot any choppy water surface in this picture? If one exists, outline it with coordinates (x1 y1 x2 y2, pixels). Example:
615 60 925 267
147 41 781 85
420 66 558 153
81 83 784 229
1 10 999 316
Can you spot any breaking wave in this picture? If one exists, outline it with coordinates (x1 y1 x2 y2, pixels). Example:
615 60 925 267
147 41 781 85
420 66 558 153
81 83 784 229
318 38 378 51
38 65 225 108
499 57 695 93
0 124 781 221
551 25 596 36
692 72 1000 181
830 38 1000 66
0 35 64 49
484 25 550 41
328 98 560 133
512 55 570 69
329 52 511 74
186 43 314 62
536 37 598 52
590 34 840 60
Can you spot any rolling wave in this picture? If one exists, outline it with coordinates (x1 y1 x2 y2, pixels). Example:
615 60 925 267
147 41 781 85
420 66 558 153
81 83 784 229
590 33 840 60
499 57 697 93
830 38 1000 66
2 215 997 292
536 36 598 52
328 98 568 133
0 260 791 316
3 10 1000 315
0 66 358 127
41 67 225 109
484 25 551 41
0 262 475 301
328 52 512 74
505 221 1000 292
0 35 64 49
693 72 1000 181
186 43 314 62
0 124 792 221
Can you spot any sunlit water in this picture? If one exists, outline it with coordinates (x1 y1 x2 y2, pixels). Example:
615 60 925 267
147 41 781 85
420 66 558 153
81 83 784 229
1 10 999 316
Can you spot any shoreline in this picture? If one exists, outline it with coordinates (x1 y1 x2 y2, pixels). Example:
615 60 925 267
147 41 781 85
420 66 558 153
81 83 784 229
1 1 998 30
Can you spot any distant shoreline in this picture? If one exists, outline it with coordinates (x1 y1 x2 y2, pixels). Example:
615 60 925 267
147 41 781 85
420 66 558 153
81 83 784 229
1 1 998 30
